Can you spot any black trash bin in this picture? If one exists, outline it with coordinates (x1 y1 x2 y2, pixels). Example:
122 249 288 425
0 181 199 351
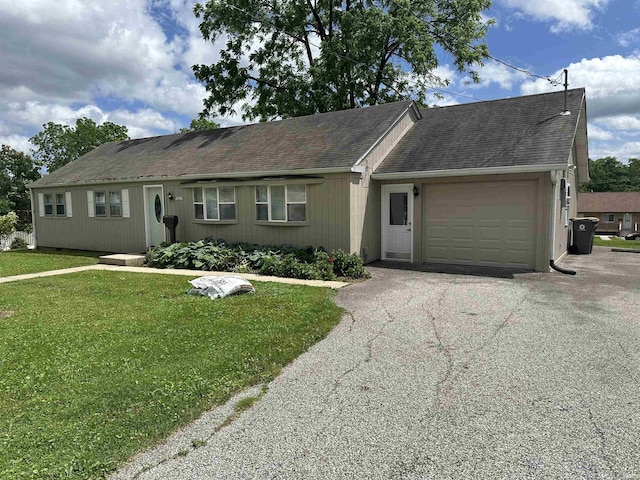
570 217 599 254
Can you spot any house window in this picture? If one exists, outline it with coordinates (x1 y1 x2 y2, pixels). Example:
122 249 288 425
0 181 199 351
109 192 122 216
55 193 66 216
43 194 54 216
193 187 236 221
95 192 107 216
605 213 615 222
255 185 306 222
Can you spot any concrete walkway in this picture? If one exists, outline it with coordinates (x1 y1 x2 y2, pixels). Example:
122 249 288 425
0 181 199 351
0 264 349 289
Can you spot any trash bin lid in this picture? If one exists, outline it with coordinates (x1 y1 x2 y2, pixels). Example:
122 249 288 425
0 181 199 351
570 217 599 223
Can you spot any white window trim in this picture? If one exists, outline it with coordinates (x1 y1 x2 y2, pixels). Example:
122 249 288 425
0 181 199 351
88 189 127 218
256 184 306 223
43 193 54 217
605 213 615 223
193 186 236 221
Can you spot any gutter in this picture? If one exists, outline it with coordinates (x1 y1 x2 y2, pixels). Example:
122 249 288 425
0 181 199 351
371 163 569 180
548 170 576 275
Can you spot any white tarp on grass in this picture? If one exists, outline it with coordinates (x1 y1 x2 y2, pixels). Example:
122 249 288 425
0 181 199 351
187 276 255 299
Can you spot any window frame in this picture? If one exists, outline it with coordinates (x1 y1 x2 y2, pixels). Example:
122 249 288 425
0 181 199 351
109 191 122 217
93 190 123 218
255 184 307 223
43 193 54 216
193 186 236 222
55 193 66 216
605 213 615 223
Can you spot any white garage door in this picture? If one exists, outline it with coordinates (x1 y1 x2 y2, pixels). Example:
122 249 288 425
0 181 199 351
423 181 538 268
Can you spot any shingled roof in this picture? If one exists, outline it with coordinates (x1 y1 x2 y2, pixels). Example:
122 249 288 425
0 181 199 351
31 100 414 187
375 88 585 175
578 192 640 212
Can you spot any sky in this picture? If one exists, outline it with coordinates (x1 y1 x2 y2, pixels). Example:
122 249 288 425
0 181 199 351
1 0 639 162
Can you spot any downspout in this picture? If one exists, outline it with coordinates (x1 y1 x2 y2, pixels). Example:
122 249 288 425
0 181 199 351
548 171 576 275
29 187 37 249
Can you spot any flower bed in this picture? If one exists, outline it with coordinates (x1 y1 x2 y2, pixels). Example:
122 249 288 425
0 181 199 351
146 238 370 280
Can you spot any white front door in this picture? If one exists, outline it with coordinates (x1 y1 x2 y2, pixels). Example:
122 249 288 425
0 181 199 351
381 184 413 261
623 213 632 230
144 185 165 247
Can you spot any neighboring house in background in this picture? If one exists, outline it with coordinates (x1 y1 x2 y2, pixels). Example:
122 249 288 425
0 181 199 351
578 192 640 236
29 89 588 272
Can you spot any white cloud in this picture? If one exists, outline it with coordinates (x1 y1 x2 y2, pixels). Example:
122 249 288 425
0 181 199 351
587 123 615 141
617 27 640 47
498 0 609 32
595 115 640 131
464 60 528 90
590 140 640 161
0 135 32 154
521 55 640 118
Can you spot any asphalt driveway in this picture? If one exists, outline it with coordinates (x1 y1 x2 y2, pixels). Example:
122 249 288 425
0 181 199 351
115 246 640 479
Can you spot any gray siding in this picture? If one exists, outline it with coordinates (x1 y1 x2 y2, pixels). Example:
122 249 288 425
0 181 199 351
32 183 146 252
163 174 351 251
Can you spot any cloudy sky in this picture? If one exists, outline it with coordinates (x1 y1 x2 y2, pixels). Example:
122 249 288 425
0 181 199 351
1 0 639 161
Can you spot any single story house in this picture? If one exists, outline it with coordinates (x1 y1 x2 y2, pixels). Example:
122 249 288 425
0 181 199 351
29 88 588 272
578 192 640 235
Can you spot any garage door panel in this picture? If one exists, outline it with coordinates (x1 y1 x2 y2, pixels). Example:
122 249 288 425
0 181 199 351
423 181 538 268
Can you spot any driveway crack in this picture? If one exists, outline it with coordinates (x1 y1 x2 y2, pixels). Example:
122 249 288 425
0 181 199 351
587 407 615 476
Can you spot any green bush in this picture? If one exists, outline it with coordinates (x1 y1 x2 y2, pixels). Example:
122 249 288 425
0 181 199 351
10 237 29 249
145 239 368 280
331 249 369 279
0 211 18 242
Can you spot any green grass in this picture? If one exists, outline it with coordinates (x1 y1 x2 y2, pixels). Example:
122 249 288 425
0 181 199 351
0 271 343 479
593 237 640 249
0 249 103 277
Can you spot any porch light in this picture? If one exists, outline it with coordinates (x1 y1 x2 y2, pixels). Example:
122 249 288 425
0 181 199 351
413 186 419 197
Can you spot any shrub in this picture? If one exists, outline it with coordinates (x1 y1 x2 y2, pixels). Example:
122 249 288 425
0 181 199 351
331 249 369 279
145 239 368 280
0 211 18 242
10 237 29 249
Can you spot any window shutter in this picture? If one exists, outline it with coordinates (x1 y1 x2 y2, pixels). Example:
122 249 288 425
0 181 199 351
38 193 44 217
122 189 130 218
87 191 95 217
65 191 73 217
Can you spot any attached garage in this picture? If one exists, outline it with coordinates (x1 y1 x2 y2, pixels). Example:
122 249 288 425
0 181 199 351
422 181 538 269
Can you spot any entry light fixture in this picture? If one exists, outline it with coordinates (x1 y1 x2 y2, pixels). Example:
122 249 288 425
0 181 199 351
167 192 174 201
413 186 419 197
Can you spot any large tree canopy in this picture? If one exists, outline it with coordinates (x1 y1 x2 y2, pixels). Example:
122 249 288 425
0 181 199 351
0 145 40 227
580 157 640 192
30 118 129 172
193 0 491 120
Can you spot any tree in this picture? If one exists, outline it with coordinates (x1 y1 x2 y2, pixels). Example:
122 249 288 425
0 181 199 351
180 117 220 132
193 0 491 120
30 118 129 172
580 157 640 192
0 145 41 227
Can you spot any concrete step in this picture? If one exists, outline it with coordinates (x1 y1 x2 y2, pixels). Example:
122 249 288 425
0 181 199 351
99 254 146 267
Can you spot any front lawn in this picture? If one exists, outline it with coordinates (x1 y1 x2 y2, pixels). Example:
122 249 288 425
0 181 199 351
593 237 640 249
0 271 343 479
0 249 102 277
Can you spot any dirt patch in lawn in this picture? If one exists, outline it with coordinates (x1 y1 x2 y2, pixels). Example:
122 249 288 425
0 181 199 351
0 310 14 318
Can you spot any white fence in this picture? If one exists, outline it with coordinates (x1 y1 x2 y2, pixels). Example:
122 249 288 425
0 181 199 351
0 231 34 251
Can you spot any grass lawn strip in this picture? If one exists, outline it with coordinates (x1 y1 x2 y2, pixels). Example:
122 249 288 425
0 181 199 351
0 270 343 479
593 237 640 249
0 250 102 277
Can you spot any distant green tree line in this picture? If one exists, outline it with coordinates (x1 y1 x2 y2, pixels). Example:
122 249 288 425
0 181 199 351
580 157 640 192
